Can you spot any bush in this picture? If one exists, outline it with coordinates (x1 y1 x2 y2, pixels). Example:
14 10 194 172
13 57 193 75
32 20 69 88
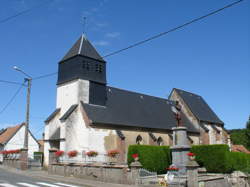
228 152 250 173
190 144 231 173
127 145 171 174
191 144 250 173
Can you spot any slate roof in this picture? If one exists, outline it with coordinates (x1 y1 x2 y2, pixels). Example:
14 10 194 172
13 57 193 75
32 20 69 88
173 88 224 125
45 108 60 123
61 34 104 62
81 87 199 133
0 123 24 144
60 104 78 121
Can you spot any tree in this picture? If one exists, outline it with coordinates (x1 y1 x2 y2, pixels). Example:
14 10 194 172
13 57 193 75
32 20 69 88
246 116 250 130
230 115 250 151
246 116 250 148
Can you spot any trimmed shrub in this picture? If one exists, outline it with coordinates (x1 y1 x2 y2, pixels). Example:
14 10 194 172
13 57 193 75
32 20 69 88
191 144 250 173
190 144 231 173
127 145 171 174
228 152 250 173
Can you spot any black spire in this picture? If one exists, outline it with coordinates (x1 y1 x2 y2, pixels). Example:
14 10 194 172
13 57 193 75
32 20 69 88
57 35 106 86
61 34 104 62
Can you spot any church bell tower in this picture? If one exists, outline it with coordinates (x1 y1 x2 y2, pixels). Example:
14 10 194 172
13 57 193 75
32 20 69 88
56 34 107 112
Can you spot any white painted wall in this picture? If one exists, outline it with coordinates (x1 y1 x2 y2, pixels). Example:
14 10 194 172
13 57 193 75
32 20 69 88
56 79 89 115
4 125 39 158
56 80 79 114
62 106 110 162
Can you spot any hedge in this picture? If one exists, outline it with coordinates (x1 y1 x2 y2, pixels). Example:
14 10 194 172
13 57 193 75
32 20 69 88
127 145 171 174
191 144 250 173
190 144 231 173
228 152 250 173
128 144 250 174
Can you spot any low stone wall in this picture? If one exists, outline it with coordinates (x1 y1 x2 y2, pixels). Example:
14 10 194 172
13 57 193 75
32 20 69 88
2 158 21 169
48 163 138 185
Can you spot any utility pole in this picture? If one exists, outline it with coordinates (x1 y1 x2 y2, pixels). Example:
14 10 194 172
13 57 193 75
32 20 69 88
13 66 32 150
24 78 31 149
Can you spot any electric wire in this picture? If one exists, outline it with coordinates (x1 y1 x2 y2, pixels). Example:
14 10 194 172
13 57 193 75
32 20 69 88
0 80 26 86
101 0 244 59
30 0 244 80
0 82 25 115
32 72 57 80
0 0 54 24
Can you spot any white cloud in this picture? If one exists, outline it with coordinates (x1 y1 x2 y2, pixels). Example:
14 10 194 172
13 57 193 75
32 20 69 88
105 32 120 38
93 41 110 46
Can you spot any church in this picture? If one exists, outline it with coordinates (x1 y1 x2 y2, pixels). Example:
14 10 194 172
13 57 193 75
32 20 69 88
43 34 229 166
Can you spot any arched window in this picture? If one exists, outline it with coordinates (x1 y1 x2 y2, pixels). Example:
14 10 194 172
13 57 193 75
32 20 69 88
136 135 143 145
157 137 163 146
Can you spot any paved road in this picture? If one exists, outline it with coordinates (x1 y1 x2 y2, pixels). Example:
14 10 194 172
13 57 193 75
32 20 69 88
0 168 85 187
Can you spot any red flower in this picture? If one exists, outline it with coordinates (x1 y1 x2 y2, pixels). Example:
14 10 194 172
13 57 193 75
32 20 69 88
0 149 20 155
67 150 78 157
86 151 98 157
166 166 179 171
187 152 195 157
55 150 64 157
132 153 139 159
107 149 119 158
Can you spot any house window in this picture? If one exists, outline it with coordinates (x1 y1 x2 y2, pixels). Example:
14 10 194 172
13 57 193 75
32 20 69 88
136 135 143 145
157 137 163 146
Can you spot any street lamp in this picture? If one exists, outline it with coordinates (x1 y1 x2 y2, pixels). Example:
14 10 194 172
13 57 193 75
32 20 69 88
13 66 32 150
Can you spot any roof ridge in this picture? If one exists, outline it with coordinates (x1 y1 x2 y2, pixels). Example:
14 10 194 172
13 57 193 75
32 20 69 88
108 86 172 102
174 88 202 97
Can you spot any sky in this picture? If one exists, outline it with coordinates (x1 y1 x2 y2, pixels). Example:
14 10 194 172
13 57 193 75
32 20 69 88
0 0 249 139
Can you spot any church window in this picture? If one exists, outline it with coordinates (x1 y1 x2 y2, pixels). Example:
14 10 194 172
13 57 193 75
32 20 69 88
86 62 90 70
136 135 143 145
82 61 86 69
99 64 103 73
95 63 103 73
157 137 163 146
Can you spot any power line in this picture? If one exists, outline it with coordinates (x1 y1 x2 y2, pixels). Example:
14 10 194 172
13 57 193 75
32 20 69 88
101 0 244 59
32 72 57 80
0 83 25 115
0 80 26 86
0 0 53 24
23 0 245 81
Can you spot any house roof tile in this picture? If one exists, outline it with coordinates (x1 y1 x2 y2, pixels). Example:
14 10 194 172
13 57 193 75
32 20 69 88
0 123 24 144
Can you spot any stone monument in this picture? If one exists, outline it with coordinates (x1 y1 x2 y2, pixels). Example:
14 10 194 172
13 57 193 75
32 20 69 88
170 101 191 175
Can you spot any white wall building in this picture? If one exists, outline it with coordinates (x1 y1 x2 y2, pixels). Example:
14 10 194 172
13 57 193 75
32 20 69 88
0 123 40 159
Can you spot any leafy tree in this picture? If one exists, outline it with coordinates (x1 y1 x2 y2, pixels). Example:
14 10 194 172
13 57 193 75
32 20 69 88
246 116 250 131
246 116 250 148
230 115 250 151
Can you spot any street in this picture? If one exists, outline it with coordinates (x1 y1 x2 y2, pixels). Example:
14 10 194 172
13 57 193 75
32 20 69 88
0 168 85 187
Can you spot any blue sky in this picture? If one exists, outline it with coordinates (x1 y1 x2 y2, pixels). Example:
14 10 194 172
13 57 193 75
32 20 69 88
0 0 249 139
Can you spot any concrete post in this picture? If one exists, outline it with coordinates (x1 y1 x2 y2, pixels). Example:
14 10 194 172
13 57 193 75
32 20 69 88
130 161 142 185
186 160 199 187
48 149 57 165
19 148 28 170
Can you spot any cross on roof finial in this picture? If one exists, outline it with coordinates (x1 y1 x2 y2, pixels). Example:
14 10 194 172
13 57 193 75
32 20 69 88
83 16 87 35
